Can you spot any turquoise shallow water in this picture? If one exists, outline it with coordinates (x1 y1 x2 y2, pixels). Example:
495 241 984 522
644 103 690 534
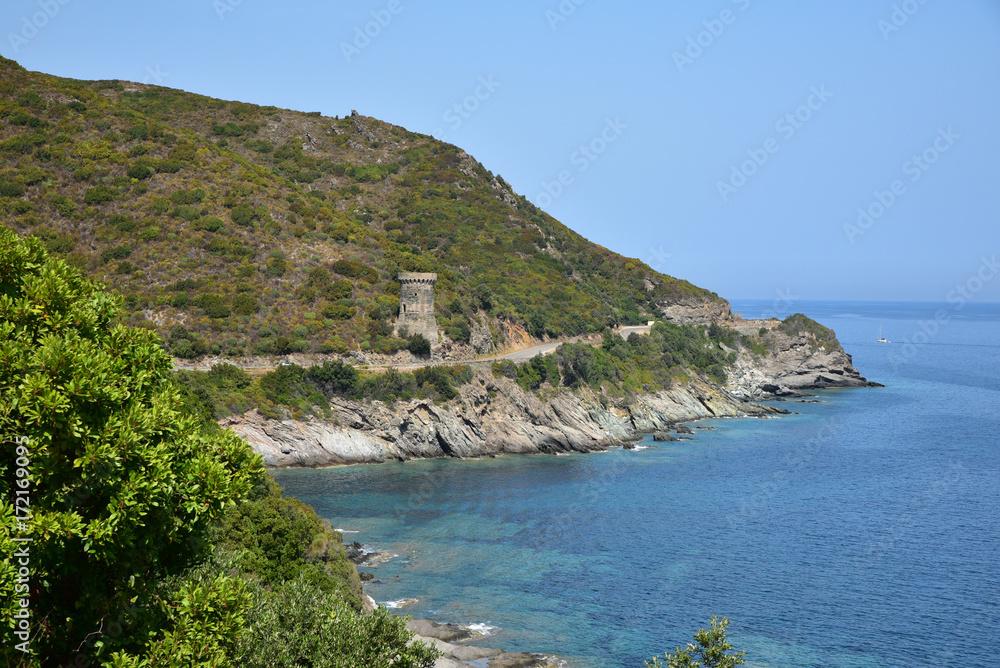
273 301 1000 667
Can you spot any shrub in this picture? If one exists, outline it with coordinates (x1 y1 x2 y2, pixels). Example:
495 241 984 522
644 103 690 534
195 216 225 232
51 194 75 217
414 365 457 400
150 197 171 214
194 293 231 319
232 295 259 315
100 244 132 264
0 229 261 660
207 363 253 390
126 161 156 180
170 188 206 205
235 578 439 668
266 254 287 277
0 181 25 198
306 360 359 396
331 259 378 283
84 185 115 204
232 202 268 227
318 337 349 355
407 333 431 357
31 228 76 254
325 279 353 300
172 205 200 221
321 303 355 320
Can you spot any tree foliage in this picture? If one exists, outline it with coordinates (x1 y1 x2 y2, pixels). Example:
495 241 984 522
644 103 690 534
0 228 262 664
645 617 746 668
0 227 442 666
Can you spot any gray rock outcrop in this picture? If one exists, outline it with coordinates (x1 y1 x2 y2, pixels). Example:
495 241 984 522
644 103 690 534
727 329 881 400
224 372 784 468
656 296 732 324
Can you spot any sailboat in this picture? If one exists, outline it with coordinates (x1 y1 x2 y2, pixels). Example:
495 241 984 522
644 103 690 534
877 325 889 344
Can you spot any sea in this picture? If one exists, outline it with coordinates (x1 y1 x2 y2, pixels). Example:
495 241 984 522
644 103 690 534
272 300 1000 668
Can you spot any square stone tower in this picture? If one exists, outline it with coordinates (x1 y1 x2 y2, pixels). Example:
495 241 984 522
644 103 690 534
397 272 437 341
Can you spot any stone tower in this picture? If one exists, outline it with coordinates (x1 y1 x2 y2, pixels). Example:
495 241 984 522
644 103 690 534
397 272 437 341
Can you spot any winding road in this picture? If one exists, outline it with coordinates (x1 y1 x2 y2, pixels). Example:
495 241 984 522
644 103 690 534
175 325 653 374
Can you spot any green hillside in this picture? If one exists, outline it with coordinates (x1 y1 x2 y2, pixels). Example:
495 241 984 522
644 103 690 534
0 56 722 359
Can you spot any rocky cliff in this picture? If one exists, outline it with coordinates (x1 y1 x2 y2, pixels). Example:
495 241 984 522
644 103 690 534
657 296 733 324
726 329 881 400
224 371 785 467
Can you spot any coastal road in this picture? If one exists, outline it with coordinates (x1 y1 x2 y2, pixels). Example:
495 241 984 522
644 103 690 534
175 325 654 374
618 325 652 338
493 341 563 362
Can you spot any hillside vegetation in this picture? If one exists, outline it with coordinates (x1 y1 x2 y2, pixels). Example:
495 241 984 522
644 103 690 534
0 56 722 360
0 228 439 666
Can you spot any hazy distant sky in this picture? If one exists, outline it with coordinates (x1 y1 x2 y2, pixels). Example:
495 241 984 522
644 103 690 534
3 0 999 302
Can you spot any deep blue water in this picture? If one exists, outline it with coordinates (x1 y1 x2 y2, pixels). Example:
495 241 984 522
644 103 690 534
273 301 1000 667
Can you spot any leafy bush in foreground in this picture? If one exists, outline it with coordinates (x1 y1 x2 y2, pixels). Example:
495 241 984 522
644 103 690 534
0 228 262 663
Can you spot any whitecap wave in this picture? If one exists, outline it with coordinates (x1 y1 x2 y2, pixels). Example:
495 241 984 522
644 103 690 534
466 623 497 637
383 598 418 609
334 529 361 533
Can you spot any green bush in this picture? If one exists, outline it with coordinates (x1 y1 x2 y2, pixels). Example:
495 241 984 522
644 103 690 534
232 294 259 315
331 259 378 282
266 254 287 277
194 293 231 319
0 180 25 197
407 333 431 357
126 161 156 180
414 365 457 400
0 229 262 661
259 364 313 404
306 360 359 397
100 244 132 263
231 202 257 226
235 578 439 668
170 188 206 205
321 303 355 320
83 185 115 204
195 216 225 232
50 194 75 217
172 205 201 221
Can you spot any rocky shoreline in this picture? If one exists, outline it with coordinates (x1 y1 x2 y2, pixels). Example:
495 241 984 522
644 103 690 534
223 325 878 469
405 619 565 668
224 372 788 467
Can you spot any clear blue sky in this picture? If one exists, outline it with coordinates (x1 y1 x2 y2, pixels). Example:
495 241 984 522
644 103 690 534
3 0 999 302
